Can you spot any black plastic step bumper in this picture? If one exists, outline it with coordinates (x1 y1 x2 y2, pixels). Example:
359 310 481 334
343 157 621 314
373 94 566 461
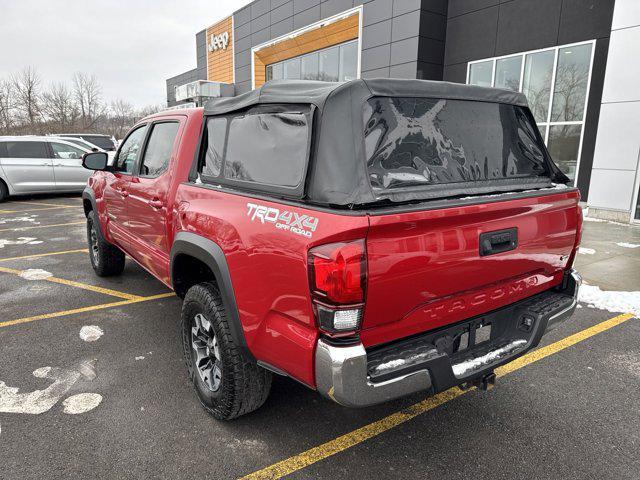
315 269 581 407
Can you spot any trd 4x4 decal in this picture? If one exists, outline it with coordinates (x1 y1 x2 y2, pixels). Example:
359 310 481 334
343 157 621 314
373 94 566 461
246 203 319 238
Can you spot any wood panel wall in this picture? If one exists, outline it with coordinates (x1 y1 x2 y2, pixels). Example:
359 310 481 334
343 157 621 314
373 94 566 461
252 12 359 89
207 16 234 84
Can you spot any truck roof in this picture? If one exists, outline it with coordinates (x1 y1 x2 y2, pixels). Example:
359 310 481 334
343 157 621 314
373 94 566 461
204 78 528 116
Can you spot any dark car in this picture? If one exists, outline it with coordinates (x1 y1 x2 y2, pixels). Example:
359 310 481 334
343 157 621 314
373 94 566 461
58 133 117 151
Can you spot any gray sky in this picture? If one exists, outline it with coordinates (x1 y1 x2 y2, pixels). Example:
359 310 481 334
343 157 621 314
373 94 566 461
0 0 252 108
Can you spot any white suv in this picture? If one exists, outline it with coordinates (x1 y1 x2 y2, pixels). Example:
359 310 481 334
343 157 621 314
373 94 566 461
0 136 93 201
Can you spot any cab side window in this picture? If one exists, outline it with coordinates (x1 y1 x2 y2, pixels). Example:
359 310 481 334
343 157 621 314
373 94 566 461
50 142 85 160
139 122 179 177
114 125 147 174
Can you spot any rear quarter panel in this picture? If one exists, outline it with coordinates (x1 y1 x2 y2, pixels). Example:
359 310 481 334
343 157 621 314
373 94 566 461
174 185 369 386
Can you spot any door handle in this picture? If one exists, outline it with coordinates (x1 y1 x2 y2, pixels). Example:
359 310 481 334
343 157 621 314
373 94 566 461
120 189 129 198
148 198 163 209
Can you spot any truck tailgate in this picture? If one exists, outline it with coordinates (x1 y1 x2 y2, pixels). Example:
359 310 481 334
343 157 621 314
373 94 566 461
361 189 581 348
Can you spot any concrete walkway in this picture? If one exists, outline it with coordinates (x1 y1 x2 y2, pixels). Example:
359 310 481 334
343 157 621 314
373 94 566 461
575 217 640 291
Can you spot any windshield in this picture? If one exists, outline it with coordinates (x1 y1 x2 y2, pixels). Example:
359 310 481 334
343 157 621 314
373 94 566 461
363 97 550 191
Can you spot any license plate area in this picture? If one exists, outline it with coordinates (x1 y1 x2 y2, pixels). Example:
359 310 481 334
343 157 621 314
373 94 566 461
453 322 492 355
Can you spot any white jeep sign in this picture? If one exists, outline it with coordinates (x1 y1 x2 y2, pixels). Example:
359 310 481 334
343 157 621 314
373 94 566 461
208 31 230 52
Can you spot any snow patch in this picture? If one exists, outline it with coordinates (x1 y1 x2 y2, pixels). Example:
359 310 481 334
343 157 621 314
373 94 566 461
578 284 640 316
578 247 595 255
616 242 640 249
452 340 527 377
62 393 102 414
0 361 96 414
79 326 103 342
0 215 39 225
373 350 438 373
19 269 53 280
0 237 39 248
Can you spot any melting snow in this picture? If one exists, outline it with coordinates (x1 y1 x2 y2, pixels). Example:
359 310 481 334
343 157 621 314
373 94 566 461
0 237 41 248
79 326 103 342
452 340 527 377
616 242 640 249
19 269 53 280
578 284 640 316
62 393 102 414
578 247 595 255
0 215 39 225
373 350 438 372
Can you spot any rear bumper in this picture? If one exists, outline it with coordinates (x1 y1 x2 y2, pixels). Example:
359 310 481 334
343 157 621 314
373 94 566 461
315 269 581 407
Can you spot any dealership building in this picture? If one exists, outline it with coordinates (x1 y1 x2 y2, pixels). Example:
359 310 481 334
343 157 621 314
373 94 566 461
166 0 640 223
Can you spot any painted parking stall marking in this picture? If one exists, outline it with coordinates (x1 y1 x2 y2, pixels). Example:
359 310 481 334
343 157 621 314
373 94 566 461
239 313 636 480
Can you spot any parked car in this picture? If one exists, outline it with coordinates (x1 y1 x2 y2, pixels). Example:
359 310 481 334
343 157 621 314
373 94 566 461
57 133 117 151
0 136 93 201
50 135 116 164
51 135 101 152
81 79 582 420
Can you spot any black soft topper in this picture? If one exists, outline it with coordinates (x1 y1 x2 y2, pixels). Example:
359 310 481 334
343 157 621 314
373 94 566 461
204 79 568 207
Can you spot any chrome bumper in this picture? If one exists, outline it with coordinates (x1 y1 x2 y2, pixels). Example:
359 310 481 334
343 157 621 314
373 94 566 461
315 269 581 408
315 340 432 407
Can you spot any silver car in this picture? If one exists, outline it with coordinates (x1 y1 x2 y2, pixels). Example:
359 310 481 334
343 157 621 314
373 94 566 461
0 136 93 201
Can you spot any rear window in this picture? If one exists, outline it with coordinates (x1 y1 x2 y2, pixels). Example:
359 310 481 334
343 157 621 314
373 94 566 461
81 136 115 150
363 97 549 191
199 106 311 197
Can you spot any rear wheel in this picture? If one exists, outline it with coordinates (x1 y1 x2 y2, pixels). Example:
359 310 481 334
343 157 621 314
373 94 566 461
0 180 8 202
86 210 125 277
181 282 272 420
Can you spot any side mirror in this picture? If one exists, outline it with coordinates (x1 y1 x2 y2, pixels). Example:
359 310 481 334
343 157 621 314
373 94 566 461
91 147 99 152
82 152 109 171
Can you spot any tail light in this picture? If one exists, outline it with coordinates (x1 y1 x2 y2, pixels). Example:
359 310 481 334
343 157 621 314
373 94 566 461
567 203 583 268
308 239 366 337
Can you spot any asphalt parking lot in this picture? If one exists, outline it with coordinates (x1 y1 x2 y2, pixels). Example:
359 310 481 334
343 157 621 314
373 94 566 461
0 195 638 480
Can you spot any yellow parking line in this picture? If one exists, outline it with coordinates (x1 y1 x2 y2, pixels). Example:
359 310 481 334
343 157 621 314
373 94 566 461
0 265 143 300
239 312 636 480
0 292 175 329
0 221 86 232
0 205 77 214
0 249 88 263
7 200 75 207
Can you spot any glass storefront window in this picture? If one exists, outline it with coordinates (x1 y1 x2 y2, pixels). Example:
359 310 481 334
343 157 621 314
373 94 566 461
467 41 593 185
266 40 357 84
319 46 339 82
522 50 554 123
339 41 358 81
547 124 582 182
468 60 493 87
551 44 592 122
284 57 301 80
301 53 319 80
266 63 284 81
494 56 521 91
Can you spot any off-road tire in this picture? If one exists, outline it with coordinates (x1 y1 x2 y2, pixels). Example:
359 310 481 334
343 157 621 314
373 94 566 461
86 210 125 277
181 282 272 420
0 180 8 202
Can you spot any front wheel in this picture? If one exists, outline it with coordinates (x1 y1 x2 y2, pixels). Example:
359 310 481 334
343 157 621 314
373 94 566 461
86 210 125 277
181 282 272 420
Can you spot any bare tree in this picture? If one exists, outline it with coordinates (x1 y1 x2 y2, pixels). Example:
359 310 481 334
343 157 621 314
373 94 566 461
73 72 106 130
42 82 78 132
108 99 134 138
0 78 15 134
11 66 42 128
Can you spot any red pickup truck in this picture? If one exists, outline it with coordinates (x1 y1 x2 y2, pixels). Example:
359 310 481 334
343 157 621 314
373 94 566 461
81 79 582 420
